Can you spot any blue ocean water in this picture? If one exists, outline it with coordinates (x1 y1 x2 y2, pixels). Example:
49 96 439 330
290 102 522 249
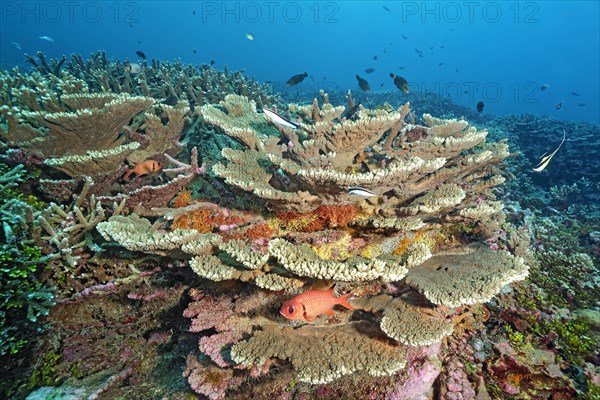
1 1 598 123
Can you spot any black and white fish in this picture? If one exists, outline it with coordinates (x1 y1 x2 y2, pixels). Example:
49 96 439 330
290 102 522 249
262 108 299 130
348 187 377 197
533 130 566 173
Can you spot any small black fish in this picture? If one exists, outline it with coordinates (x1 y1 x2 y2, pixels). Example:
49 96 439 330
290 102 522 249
287 72 308 86
136 50 146 60
398 66 404 70
415 48 423 57
430 46 434 50
440 45 444 49
438 62 443 66
210 60 215 65
356 75 370 92
456 68 459 73
373 55 378 60
136 40 142 44
364 68 375 73
556 101 563 110
540 83 550 91
383 48 387 54
402 34 408 40
345 101 361 119
193 10 196 16
578 103 586 107
390 73 409 93
193 48 197 54
129 22 133 28
571 92 580 96
380 83 384 87
476 101 484 113
464 91 468 94
163 94 179 106
383 5 391 12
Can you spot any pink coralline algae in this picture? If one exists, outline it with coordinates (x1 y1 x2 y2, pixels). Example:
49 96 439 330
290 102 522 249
183 355 243 400
387 360 441 400
199 331 241 367
183 290 234 332
445 359 477 399
387 343 442 400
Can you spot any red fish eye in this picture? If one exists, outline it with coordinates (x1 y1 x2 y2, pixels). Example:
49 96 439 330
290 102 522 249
288 306 294 314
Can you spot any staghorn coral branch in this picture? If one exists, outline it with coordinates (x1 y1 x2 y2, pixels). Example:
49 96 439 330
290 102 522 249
163 146 205 175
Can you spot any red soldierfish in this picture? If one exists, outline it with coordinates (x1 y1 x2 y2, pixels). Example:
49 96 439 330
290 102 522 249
123 159 162 180
280 288 355 323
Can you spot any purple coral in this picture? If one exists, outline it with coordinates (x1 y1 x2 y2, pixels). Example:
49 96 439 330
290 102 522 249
198 331 241 367
183 290 234 332
183 355 243 400
387 343 442 400
445 359 477 399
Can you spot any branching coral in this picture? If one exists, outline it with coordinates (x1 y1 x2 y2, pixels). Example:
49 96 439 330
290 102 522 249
1 93 153 177
205 95 508 218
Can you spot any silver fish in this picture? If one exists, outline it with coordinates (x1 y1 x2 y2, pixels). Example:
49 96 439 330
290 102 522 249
39 36 55 42
348 187 377 197
11 42 21 50
262 108 299 130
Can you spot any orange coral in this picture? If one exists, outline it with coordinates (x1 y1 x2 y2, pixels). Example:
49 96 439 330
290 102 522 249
275 204 358 233
393 230 426 256
243 224 274 241
315 204 358 228
173 189 193 208
171 208 247 234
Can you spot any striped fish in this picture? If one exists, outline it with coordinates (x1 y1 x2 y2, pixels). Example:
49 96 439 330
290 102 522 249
533 130 566 172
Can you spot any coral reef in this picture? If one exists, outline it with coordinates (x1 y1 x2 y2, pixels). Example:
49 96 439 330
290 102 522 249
94 94 530 398
6 58 597 400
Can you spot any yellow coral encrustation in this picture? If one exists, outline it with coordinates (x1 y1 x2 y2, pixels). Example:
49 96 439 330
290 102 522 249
311 231 353 261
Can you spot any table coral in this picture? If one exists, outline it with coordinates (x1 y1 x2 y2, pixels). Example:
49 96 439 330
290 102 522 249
85 94 529 397
231 321 407 384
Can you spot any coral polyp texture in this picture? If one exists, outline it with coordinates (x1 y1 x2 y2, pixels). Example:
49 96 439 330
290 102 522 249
94 93 531 397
